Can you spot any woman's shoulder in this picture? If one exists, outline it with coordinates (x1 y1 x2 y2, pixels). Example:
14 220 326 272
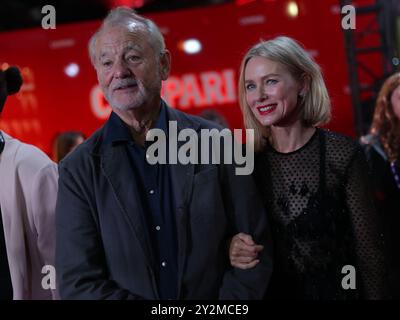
320 128 364 165
320 128 361 151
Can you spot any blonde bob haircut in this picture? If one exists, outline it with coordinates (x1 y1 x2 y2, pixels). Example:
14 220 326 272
238 36 331 151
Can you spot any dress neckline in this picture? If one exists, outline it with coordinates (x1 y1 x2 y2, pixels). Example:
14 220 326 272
266 127 320 156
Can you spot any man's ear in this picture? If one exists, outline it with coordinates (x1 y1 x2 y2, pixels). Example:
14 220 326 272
159 50 171 81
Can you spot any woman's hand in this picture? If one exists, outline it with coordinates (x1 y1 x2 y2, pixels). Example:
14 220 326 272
229 233 264 269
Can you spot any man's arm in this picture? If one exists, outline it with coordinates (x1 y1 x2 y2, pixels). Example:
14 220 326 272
218 161 273 300
56 164 143 300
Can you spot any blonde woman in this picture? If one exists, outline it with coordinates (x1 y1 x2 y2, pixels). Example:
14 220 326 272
229 36 385 299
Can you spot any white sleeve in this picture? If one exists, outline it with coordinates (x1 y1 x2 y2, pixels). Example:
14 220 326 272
29 162 59 299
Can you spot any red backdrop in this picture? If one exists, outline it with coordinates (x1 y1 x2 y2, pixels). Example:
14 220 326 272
0 0 376 156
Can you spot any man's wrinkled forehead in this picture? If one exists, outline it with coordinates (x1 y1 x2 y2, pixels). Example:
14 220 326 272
96 25 149 58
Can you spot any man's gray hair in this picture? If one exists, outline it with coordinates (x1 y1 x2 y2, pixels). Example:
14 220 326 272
88 6 166 66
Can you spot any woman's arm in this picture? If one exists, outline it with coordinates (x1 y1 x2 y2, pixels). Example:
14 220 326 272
345 145 387 299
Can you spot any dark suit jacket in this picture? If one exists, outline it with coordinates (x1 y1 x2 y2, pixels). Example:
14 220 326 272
56 103 272 299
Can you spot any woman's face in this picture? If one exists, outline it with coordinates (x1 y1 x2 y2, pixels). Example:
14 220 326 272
391 84 400 120
244 56 303 128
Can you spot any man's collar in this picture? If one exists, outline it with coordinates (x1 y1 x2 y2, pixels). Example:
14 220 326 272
103 101 168 145
153 100 168 133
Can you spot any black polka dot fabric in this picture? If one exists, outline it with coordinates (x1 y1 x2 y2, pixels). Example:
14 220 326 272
254 128 386 299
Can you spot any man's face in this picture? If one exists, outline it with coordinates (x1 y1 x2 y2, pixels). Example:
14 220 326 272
94 26 170 112
0 71 7 113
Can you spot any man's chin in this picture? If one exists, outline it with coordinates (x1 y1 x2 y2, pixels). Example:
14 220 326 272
111 102 143 112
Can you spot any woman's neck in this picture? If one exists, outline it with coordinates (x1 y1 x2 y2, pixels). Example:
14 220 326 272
269 121 316 153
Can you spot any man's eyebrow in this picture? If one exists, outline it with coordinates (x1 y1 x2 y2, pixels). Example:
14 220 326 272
98 44 141 60
123 44 141 53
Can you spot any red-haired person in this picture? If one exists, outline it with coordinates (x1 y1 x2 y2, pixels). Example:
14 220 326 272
361 72 400 299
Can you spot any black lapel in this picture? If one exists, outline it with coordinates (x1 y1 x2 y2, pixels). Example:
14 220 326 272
100 142 156 270
166 106 199 298
166 106 199 209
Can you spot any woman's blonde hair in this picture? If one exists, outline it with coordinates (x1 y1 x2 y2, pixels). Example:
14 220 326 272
238 36 331 151
369 72 400 162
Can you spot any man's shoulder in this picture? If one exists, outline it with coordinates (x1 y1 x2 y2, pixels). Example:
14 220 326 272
59 127 104 170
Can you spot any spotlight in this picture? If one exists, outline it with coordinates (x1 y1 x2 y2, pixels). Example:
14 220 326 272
65 63 79 77
287 1 299 18
182 39 202 55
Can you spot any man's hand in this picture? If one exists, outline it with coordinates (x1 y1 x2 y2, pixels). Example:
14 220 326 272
229 233 264 269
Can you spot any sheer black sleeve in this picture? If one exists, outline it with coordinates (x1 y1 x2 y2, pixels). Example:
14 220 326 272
344 145 386 299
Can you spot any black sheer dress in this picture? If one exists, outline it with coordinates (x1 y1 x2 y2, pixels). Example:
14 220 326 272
361 134 400 298
254 128 385 299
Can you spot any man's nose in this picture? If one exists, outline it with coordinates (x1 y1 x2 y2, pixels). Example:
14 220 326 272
114 59 131 78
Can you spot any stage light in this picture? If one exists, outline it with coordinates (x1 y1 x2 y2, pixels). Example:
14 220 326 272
182 39 202 55
65 63 79 77
287 1 299 18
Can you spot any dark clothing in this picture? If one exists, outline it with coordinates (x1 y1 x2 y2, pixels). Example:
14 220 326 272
104 105 178 299
56 101 273 300
361 134 400 298
254 129 385 299
0 206 13 300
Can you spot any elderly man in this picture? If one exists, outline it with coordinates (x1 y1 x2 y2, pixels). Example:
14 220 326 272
0 67 58 300
56 7 272 300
